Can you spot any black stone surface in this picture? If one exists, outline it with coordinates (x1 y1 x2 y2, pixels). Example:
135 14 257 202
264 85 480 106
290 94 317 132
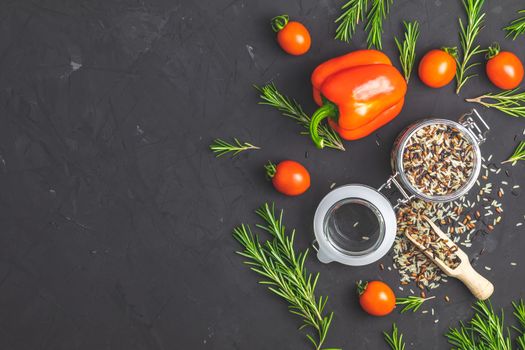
0 0 524 349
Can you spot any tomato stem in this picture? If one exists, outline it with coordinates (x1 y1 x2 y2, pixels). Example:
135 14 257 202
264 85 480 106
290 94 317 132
486 42 500 60
442 46 459 59
271 14 289 33
264 161 277 178
356 280 368 296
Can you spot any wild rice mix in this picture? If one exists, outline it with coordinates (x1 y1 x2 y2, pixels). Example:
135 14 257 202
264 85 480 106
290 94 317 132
392 156 510 290
403 212 461 270
402 124 474 196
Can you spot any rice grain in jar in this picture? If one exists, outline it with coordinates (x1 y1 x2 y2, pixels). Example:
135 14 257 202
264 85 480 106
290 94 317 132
390 113 487 203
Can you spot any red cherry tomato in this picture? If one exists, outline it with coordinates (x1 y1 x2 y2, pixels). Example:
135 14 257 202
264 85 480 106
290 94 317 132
486 45 524 90
357 280 396 316
418 49 457 88
266 160 310 196
271 15 311 56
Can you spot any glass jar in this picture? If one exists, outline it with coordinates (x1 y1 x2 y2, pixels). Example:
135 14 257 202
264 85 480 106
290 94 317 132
313 109 490 266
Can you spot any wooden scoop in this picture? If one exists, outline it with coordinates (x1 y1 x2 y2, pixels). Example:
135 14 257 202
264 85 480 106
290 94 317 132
404 215 494 300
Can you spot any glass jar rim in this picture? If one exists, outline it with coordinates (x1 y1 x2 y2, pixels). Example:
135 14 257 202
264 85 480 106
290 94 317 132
323 197 386 256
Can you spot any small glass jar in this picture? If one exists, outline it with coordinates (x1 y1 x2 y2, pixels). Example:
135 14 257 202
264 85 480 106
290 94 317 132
314 185 396 266
313 109 490 266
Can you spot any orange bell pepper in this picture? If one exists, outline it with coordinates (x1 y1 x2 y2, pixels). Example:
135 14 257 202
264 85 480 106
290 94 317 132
309 50 407 148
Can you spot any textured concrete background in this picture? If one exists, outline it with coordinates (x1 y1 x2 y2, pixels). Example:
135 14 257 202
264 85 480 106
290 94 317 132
0 0 524 349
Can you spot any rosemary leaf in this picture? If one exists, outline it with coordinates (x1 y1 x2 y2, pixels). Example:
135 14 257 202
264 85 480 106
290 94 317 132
502 141 525 165
455 0 486 95
383 323 405 350
233 203 340 350
335 0 368 42
514 300 525 348
514 300 525 329
466 88 525 118
255 83 345 151
505 9 525 40
209 138 259 157
395 295 435 313
365 0 393 49
518 333 525 350
394 20 420 83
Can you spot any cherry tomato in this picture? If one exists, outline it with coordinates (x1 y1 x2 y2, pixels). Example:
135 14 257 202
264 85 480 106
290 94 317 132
266 160 310 196
271 15 311 56
357 280 396 316
418 49 457 88
486 45 524 90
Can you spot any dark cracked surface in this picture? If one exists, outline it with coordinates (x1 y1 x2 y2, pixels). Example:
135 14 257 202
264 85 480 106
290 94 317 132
0 0 524 349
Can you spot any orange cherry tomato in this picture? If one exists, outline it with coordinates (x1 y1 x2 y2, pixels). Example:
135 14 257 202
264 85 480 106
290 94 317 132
418 49 457 88
271 15 311 56
486 45 524 90
357 280 396 316
266 160 310 196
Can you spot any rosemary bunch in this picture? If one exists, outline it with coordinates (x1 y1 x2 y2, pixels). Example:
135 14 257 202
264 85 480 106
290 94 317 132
466 89 525 118
502 141 525 165
394 20 420 83
455 0 486 95
505 9 525 40
209 138 259 157
396 295 435 313
255 83 345 151
233 203 339 350
365 0 393 49
383 323 405 350
445 300 519 349
384 300 525 350
335 0 368 42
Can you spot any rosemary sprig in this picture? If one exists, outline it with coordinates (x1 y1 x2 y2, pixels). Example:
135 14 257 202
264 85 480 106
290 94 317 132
513 300 525 349
446 300 514 349
255 83 345 151
334 0 368 42
209 138 259 157
365 0 393 49
395 295 435 313
505 9 525 40
455 0 486 95
502 141 525 165
394 20 420 83
233 203 340 350
466 89 525 118
383 323 405 350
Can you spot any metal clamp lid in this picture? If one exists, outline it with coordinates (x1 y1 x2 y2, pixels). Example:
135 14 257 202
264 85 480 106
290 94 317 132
458 109 490 145
378 172 414 209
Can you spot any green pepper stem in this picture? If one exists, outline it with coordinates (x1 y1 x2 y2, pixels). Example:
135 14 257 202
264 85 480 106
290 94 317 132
271 15 289 33
309 103 337 149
